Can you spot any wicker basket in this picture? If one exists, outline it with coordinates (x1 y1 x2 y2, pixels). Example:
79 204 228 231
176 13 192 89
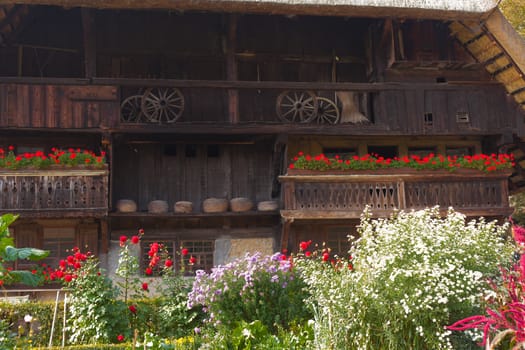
116 199 137 213
148 200 169 214
230 197 254 212
174 201 193 213
257 200 279 211
202 198 229 213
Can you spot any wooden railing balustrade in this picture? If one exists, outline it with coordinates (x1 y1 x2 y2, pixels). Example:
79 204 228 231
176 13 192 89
279 170 512 219
0 168 109 218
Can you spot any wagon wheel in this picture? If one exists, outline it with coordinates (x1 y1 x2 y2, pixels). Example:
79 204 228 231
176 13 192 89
276 90 318 123
313 97 340 124
120 95 144 123
141 87 185 123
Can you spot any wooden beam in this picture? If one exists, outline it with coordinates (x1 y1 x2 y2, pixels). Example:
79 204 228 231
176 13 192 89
225 14 239 124
81 8 96 78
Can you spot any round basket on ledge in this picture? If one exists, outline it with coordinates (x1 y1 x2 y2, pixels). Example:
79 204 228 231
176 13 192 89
203 198 229 213
174 201 193 213
148 200 169 214
230 197 254 212
257 200 279 211
117 199 137 213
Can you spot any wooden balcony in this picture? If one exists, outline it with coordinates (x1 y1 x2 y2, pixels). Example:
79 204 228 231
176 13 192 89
279 169 512 219
0 167 108 218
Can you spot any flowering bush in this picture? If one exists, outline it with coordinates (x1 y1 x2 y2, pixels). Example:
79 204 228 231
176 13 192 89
296 207 512 350
448 224 525 349
187 252 311 333
57 248 128 344
0 147 106 169
289 152 514 172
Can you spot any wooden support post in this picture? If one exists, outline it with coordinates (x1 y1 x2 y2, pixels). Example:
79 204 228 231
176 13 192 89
100 219 109 255
81 8 96 78
280 218 293 253
225 14 239 123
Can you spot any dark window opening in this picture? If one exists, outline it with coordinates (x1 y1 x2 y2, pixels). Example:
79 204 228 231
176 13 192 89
163 144 177 156
367 145 398 158
185 144 197 158
207 144 220 158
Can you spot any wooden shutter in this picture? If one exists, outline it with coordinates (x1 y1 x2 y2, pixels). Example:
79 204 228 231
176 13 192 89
14 223 43 269
76 223 99 256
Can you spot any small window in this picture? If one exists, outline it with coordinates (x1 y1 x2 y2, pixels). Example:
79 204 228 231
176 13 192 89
367 145 398 158
424 113 433 127
446 146 474 157
408 147 437 158
185 144 197 158
322 148 357 159
207 144 220 158
141 239 214 275
456 111 470 123
163 144 178 156
181 240 214 273
42 227 75 268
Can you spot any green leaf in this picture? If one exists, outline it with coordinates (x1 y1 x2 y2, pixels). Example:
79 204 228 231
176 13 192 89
0 214 17 238
9 270 42 286
3 246 49 262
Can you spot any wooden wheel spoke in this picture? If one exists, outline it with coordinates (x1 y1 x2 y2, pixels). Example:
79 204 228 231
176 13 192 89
141 88 185 123
276 90 319 123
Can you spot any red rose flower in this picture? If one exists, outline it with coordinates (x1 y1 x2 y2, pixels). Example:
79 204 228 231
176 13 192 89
165 259 173 268
142 282 149 291
56 270 64 278
145 267 153 275
322 252 330 262
64 274 73 282
299 240 312 251
181 248 189 256
189 256 197 265
305 251 311 257
131 235 140 244
117 334 124 342
120 235 128 244
129 305 137 314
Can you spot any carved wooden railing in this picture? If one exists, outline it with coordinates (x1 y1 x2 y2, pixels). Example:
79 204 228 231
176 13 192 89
279 169 512 219
0 167 108 218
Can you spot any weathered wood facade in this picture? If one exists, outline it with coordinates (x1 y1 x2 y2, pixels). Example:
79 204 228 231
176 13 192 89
0 2 523 269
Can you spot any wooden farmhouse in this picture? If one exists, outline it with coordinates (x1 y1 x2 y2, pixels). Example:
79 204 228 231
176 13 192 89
1 0 525 273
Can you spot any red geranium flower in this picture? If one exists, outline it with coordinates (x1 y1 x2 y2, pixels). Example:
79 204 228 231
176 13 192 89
181 248 189 256
117 334 124 342
165 259 173 268
189 256 197 265
119 235 128 245
322 252 330 262
142 282 148 291
131 235 140 244
145 267 153 275
129 304 137 314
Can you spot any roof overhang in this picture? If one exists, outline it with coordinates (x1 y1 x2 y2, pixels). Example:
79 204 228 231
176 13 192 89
3 0 499 20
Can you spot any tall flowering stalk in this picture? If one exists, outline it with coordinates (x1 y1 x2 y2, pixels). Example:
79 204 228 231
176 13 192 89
115 229 145 303
289 152 514 172
448 224 525 349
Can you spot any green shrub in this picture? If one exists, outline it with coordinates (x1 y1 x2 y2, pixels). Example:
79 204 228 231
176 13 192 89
0 300 65 347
